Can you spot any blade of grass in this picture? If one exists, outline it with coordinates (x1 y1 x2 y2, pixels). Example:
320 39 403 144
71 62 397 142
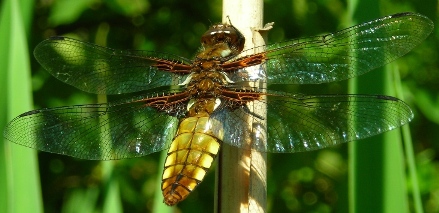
348 2 385 212
100 103 123 213
0 0 12 210
94 24 123 213
348 1 408 212
393 64 423 213
383 63 409 212
2 0 43 212
102 160 123 213
0 1 11 212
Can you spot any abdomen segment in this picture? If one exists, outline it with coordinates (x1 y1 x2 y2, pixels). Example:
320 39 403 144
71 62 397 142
161 116 221 205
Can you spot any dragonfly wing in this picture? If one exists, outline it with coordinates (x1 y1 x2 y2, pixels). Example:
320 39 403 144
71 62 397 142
34 36 193 94
229 13 433 84
212 92 413 153
3 93 187 160
262 93 413 152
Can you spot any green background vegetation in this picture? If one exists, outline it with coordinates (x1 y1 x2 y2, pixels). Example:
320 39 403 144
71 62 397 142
1 0 438 212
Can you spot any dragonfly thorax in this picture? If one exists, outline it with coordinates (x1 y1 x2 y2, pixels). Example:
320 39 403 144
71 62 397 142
186 71 230 97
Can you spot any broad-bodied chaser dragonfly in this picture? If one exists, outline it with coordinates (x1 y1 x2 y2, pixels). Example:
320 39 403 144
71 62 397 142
4 12 433 205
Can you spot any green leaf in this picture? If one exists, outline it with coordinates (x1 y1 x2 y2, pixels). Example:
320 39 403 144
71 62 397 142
1 0 43 212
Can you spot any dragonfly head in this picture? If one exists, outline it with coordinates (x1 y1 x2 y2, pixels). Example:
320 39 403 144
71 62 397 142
201 23 245 59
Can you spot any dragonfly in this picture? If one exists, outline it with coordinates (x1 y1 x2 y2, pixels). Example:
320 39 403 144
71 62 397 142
4 12 433 205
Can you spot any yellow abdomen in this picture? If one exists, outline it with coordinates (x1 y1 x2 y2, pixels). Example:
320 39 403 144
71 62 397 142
161 116 221 205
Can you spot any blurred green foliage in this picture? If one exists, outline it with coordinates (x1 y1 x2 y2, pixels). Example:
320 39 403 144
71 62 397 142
3 0 439 212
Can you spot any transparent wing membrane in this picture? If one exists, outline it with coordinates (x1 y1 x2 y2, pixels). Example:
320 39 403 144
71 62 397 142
34 37 192 94
211 93 413 153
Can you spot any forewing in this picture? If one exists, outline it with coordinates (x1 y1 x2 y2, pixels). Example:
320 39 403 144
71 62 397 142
4 94 184 160
230 12 433 84
211 93 413 153
34 37 192 94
